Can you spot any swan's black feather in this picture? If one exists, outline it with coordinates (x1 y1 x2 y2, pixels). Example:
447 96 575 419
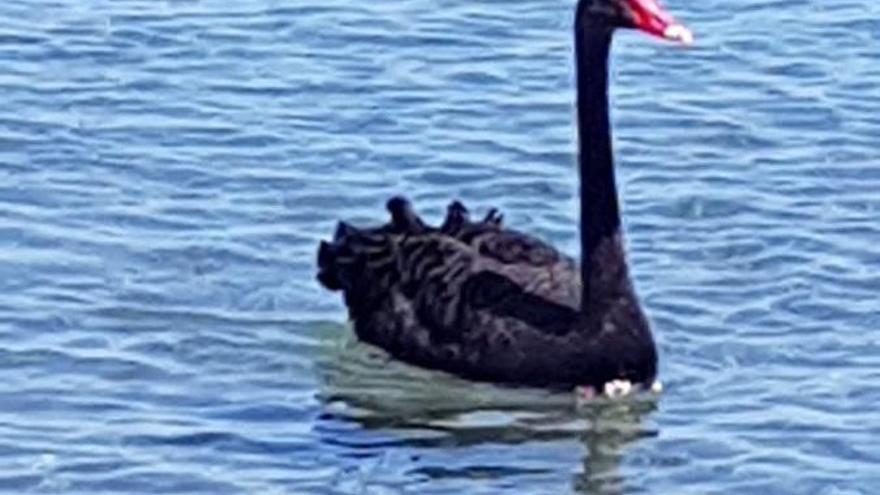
313 0 678 390
316 198 656 389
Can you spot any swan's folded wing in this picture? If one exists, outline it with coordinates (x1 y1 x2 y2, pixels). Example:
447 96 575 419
376 231 584 382
316 197 588 383
468 227 572 268
440 204 574 269
319 223 578 343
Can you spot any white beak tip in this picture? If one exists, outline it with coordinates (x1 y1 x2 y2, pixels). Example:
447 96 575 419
664 24 694 45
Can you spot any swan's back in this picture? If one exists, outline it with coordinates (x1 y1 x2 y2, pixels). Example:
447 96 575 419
317 197 656 389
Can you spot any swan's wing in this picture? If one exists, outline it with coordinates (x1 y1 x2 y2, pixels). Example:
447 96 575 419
439 200 575 269
316 198 582 382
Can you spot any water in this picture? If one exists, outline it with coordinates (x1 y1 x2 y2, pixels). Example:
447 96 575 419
1 0 879 493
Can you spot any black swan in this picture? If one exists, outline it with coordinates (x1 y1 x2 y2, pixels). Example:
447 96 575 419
317 0 692 395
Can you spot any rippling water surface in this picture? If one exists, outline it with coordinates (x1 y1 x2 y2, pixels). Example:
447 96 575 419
2 0 879 493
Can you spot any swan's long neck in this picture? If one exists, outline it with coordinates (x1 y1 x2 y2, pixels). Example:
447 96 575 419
575 25 621 312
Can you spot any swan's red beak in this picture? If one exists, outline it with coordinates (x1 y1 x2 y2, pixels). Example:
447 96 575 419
625 0 694 45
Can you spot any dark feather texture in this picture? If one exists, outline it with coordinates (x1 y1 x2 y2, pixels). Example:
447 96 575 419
317 198 656 389
315 0 676 390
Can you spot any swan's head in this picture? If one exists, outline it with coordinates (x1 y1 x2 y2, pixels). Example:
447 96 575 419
578 0 693 45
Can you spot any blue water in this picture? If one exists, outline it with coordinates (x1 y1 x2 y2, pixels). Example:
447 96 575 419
2 0 879 493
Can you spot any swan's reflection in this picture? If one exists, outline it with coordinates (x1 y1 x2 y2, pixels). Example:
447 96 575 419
314 328 658 494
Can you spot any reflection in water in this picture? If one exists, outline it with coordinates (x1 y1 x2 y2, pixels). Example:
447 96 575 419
572 402 657 494
314 325 658 494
